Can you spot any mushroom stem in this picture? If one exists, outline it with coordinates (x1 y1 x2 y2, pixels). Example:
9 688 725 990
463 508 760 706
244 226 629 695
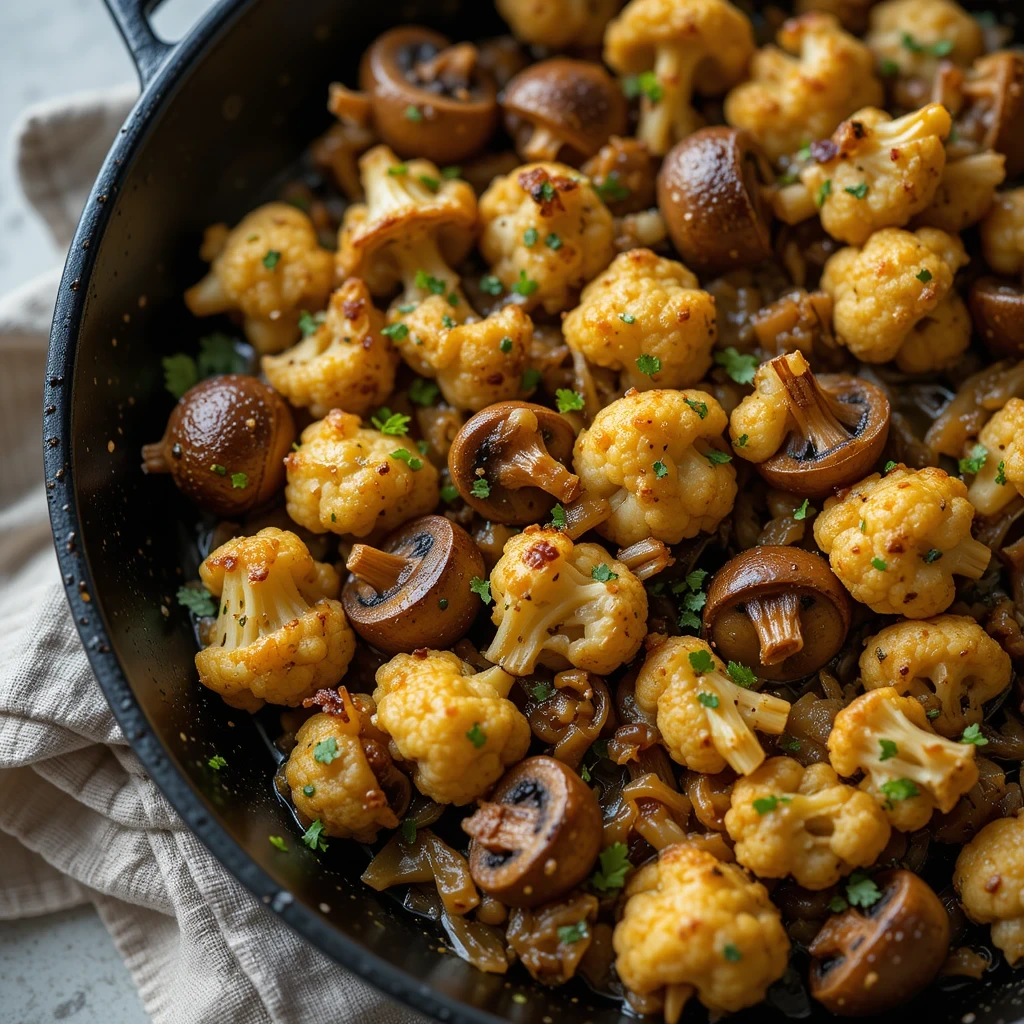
462 801 540 851
563 494 613 539
328 82 373 127
773 352 858 455
745 592 804 666
415 42 478 93
141 440 171 474
497 441 582 503
615 538 675 580
346 544 413 593
523 126 564 162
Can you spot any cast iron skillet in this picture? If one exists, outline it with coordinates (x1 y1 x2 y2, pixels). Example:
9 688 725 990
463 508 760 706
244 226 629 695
43 0 1024 1021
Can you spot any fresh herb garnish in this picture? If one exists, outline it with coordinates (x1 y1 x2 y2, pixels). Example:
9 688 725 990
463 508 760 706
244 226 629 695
590 842 631 892
714 347 759 384
176 586 217 618
591 564 618 582
313 737 339 764
960 723 989 746
466 723 487 748
556 388 585 413
302 819 329 852
470 577 492 604
390 448 424 470
262 249 281 270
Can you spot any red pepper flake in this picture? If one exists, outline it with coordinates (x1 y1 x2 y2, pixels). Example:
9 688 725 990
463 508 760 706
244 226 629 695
412 647 429 659
303 687 352 719
343 298 364 320
890 148 901 162
985 875 1002 893
522 541 560 568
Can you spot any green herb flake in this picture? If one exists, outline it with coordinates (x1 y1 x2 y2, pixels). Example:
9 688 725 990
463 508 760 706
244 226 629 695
268 835 288 852
736 434 748 448
409 379 440 408
210 463 227 476
705 450 733 465
466 723 487 748
780 736 802 752
619 312 636 324
753 796 783 814
580 763 591 782
162 354 199 398
688 649 715 675
591 563 619 582
727 661 757 688
793 498 814 521
879 58 900 76
697 692 720 708
404 105 423 122
960 723 989 746
521 367 543 391
381 322 409 341
302 818 328 852
512 270 539 297
388 164 409 177
884 460 898 473
400 819 418 845
531 681 554 702
441 315 456 330
556 388 585 413
470 577 492 605
860 520 867 533
371 410 411 436
959 444 988 476
470 478 491 499
441 166 462 180
390 448 423 470
298 310 325 337
829 896 849 913
545 233 563 251
231 472 248 490
880 777 920 805
196 333 247 376
415 270 447 295
622 70 663 104
438 597 449 610
923 549 942 563
636 353 661 377
927 708 941 719
844 182 869 199
723 943 743 962
653 460 669 479
816 179 833 207
901 32 954 57
262 249 281 270
539 181 556 202
418 174 440 193
549 503 567 531
176 585 217 618
871 557 887 571
302 784 316 797
440 482 460 504
480 275 504 296
557 921 589 944
684 397 709 419
313 737 339 764
714 347 759 385
997 460 1008 486
846 871 881 908
595 173 631 203
208 754 227 770
916 268 933 283
879 739 898 761
523 227 539 247
590 842 631 892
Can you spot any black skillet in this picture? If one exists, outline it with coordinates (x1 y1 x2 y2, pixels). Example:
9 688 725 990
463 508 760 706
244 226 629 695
43 0 1024 1021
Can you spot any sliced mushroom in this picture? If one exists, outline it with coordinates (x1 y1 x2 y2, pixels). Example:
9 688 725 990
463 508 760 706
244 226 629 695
969 277 1024 358
809 869 950 1015
615 538 675 581
359 26 499 164
703 546 851 682
657 127 774 275
501 58 627 165
342 515 484 655
141 375 295 518
448 401 581 524
463 755 602 908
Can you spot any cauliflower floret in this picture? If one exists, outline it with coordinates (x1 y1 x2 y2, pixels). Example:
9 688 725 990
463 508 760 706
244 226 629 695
285 410 439 538
372 650 530 805
195 528 354 712
724 13 883 163
862 615 1011 739
725 757 891 889
603 0 755 156
184 202 334 354
813 466 991 618
820 226 970 372
828 687 979 831
496 0 621 49
261 278 398 418
573 388 737 547
797 104 950 245
866 0 984 83
479 163 615 315
980 187 1024 278
613 843 790 1015
954 812 1024 967
561 249 717 391
635 636 791 776
968 398 1024 516
485 526 647 676
285 689 402 842
914 152 1006 233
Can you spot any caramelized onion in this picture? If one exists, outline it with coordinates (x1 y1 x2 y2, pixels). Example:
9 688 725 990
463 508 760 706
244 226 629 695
682 769 735 832
932 757 1011 844
525 670 611 768
942 946 992 979
506 891 599 985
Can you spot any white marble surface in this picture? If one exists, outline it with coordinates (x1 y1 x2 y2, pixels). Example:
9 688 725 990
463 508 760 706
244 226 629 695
0 1 215 1020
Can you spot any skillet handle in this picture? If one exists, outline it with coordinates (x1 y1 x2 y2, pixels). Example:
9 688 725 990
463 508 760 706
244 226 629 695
102 0 174 88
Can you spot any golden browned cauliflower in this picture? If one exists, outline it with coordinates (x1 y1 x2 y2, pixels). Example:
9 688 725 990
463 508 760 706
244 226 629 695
184 202 334 354
285 689 404 843
635 636 791 776
496 0 622 49
613 843 790 1015
723 13 884 163
813 466 991 618
866 0 984 83
980 187 1024 278
724 757 891 889
914 152 1007 234
484 526 648 676
372 650 531 805
561 249 717 391
828 687 979 831
572 388 737 547
861 615 1011 739
820 226 970 372
284 410 439 538
797 104 951 245
603 0 755 156
195 528 354 712
955 812 1024 967
261 278 398 418
478 163 615 315
967 398 1024 516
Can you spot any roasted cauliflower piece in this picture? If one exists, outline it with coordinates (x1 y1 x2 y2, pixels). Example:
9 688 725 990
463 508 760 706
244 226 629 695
614 842 790 1015
261 278 398 418
796 104 951 245
820 226 970 372
484 526 648 676
285 688 406 843
955 812 1024 967
813 466 991 618
603 0 755 157
478 163 615 315
724 13 884 163
195 528 354 712
980 187 1024 278
967 398 1024 516
828 687 979 831
725 757 891 889
561 249 717 392
914 152 1006 234
635 636 791 776
184 202 334 354
861 615 1011 739
573 388 737 547
496 0 622 49
372 650 531 805
284 410 439 538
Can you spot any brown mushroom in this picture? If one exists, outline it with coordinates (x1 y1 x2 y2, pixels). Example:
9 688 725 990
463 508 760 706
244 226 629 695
969 277 1024 358
140 374 294 518
341 515 484 656
751 353 891 499
657 127 774 276
448 401 581 524
501 59 628 166
359 26 499 165
463 755 602 908
476 35 530 91
703 546 851 682
809 869 951 1015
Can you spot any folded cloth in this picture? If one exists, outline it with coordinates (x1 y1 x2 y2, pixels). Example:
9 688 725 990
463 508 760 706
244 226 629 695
0 90 426 1024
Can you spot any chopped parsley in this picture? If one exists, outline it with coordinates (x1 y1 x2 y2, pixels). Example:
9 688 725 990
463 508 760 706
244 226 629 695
470 577 492 604
466 723 487 748
635 353 661 377
960 723 989 746
727 661 757 688
210 463 227 476
447 292 460 307
684 397 708 419
736 434 748 448
441 315 456 329
409 377 439 406
916 268 933 283
268 836 288 852
871 557 887 571
531 681 554 702
879 58 900 76
404 104 423 121
884 460 897 473
470 478 491 498
880 777 920 805
440 482 460 504
415 270 447 295
381 322 409 341
162 354 199 398
793 498 814 520
723 944 743 962
545 233 562 251
780 736 802 752
480 275 504 296
591 563 618 582
901 32 954 57
521 367 543 391
231 472 248 489
923 549 942 563
441 166 462 180
302 785 315 797
418 174 440 193
618 312 637 326
816 179 833 207
844 182 869 199
262 249 281 270
997 460 1008 486
714 346 759 384
753 795 792 814
860 520 868 533
400 819 418 844
549 503 567 530
390 448 424 470
879 739 898 761
705 450 733 465
538 181 556 202
313 737 339 764
653 460 669 479
523 227 538 247
207 754 227 770
697 692 720 708
512 270 539 296
622 70 663 104
556 388 585 413
959 444 988 476
298 310 325 337
590 842 631 892
388 163 408 176
302 819 329 852
176 585 217 618
927 708 941 719
497 336 514 356
846 871 882 908
557 921 589 944
689 649 714 674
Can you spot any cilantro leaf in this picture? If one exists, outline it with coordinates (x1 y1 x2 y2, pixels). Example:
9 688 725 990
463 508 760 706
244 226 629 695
162 354 198 398
753 795 790 814
878 739 898 761
400 819 418 844
959 444 988 476
871 557 887 571
499 336 513 353
268 835 288 852
440 482 460 504
521 367 543 391
591 564 618 582
590 842 631 892
844 182 869 199
231 472 248 489
595 173 631 203
390 448 424 470
262 250 280 270
635 353 661 377
916 267 933 283
176 585 217 618
880 777 920 804
619 312 636 324
197 333 247 375
653 460 669 478
697 692 719 708
723 943 742 962
208 754 227 770
714 347 759 384
530 681 554 702
829 896 849 913
845 871 881 908
523 227 538 247
549 504 567 530
372 409 412 435
816 179 833 207
686 569 708 591
688 649 714 674
556 388 585 413
793 498 814 520
298 310 325 337
466 723 487 748
470 577 492 604
381 322 409 341
705 450 732 465
512 270 539 296
302 818 329 852
684 397 708 419
960 723 989 746
470 478 491 498
414 270 446 295
622 70 663 103
923 549 942 563
727 661 757 688
479 275 504 296
997 460 1007 486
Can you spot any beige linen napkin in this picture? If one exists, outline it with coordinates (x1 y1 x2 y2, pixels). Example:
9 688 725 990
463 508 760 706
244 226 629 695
0 90 427 1024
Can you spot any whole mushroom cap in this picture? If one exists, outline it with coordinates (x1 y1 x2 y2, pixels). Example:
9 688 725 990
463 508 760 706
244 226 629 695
969 276 1024 358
